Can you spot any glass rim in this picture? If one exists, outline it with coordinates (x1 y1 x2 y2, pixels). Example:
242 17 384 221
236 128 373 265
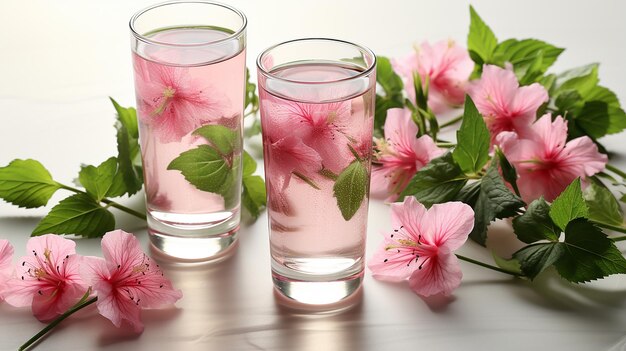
256 38 377 85
129 0 247 48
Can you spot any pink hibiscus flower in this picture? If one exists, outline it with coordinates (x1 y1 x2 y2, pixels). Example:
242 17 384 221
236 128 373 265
133 55 226 143
261 100 323 189
0 239 14 299
82 230 182 332
392 40 473 114
4 235 88 322
371 108 444 201
497 114 607 203
468 65 549 144
368 197 474 297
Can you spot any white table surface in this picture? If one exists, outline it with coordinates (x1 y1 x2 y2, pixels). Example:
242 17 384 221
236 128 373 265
1 1 626 350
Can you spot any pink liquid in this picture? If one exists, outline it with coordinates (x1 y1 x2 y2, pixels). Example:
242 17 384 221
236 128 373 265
133 28 245 232
259 63 375 279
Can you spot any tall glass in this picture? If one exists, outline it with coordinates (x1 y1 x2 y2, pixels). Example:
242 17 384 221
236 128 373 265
130 1 246 260
257 39 376 304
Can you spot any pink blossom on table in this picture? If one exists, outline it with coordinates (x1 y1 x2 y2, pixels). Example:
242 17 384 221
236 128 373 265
468 65 549 144
497 114 608 203
262 100 323 189
4 235 88 322
81 230 182 332
392 40 473 114
0 239 14 300
368 197 474 297
134 56 227 143
371 108 445 201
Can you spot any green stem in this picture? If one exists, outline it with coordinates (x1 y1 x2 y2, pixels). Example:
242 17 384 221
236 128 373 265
292 172 321 190
436 142 456 148
456 254 524 277
58 184 146 221
606 164 626 179
19 297 97 351
244 105 259 118
440 115 463 129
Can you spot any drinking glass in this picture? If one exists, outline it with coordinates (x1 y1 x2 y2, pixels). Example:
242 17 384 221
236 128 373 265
257 38 376 304
130 1 246 260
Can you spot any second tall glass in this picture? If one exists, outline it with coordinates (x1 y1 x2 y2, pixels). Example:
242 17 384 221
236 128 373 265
257 39 376 304
130 1 246 260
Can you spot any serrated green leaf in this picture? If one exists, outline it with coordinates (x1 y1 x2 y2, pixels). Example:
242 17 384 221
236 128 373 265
453 96 490 175
584 181 624 227
333 160 368 221
193 125 239 155
0 159 61 208
493 38 564 76
168 145 232 193
110 98 143 196
555 89 583 112
495 148 520 197
31 193 115 238
549 178 588 230
242 175 266 218
517 50 545 86
513 198 560 244
455 180 481 205
78 157 122 201
243 150 257 176
468 5 497 65
586 85 620 107
399 152 467 207
469 159 525 245
556 64 599 97
555 219 626 283
576 101 626 138
514 242 565 279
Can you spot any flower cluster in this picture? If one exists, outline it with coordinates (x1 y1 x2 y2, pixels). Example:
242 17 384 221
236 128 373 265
0 231 182 340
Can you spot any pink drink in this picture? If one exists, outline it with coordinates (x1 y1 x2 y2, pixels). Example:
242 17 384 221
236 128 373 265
131 23 246 259
258 59 375 303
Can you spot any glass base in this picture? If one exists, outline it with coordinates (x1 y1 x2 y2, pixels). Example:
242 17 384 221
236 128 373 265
147 210 239 261
271 265 363 305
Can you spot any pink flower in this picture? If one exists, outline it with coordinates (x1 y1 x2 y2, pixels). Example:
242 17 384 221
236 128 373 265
0 239 14 300
368 197 474 297
468 65 549 144
497 114 608 203
261 100 323 188
371 108 444 201
4 235 88 322
392 40 474 114
81 230 182 332
133 55 226 143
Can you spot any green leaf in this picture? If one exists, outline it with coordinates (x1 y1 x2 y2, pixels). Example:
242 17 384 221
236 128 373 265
111 98 143 196
167 145 232 193
241 150 266 219
78 157 123 201
514 242 565 279
493 38 564 75
453 96 490 175
517 50 545 86
576 101 626 138
586 85 620 107
495 148 520 197
492 252 522 275
554 89 583 112
584 181 624 227
31 193 115 238
333 160 368 221
376 56 404 97
555 219 626 282
512 198 560 244
399 152 467 207
549 178 588 231
0 159 61 208
555 64 599 97
468 5 498 65
469 159 525 245
193 125 239 155
244 68 259 114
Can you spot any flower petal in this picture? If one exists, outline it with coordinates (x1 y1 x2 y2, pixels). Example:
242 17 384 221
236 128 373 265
368 240 415 282
100 230 145 273
391 197 428 242
422 202 474 251
408 250 463 297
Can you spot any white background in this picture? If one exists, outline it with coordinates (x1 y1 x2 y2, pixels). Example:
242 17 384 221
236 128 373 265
1 1 625 350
